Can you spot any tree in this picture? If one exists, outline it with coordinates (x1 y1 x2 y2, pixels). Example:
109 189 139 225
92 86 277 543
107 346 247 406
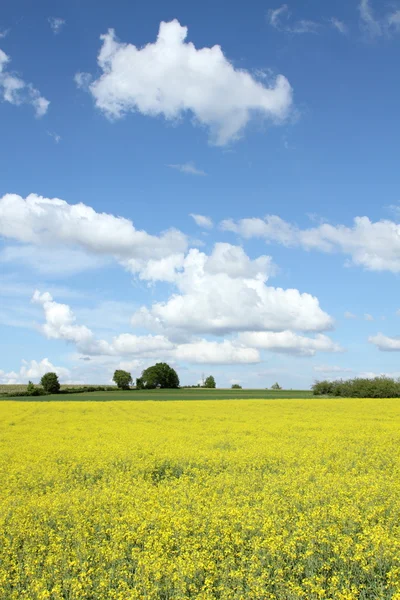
27 381 35 394
271 382 282 390
231 383 242 389
113 370 133 390
141 363 179 389
204 375 216 388
40 372 60 394
136 377 144 389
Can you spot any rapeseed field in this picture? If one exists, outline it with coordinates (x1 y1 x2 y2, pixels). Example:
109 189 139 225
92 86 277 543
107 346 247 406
0 399 399 600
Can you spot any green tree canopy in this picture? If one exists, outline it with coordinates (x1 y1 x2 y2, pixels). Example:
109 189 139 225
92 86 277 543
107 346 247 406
204 375 216 388
271 382 282 390
231 383 242 389
141 363 179 389
40 372 60 394
113 370 133 390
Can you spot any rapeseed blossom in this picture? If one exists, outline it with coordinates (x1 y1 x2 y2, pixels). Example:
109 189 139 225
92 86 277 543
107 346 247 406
0 398 399 599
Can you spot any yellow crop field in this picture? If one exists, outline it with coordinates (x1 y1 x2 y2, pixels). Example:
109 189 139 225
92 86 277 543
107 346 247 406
1 399 400 600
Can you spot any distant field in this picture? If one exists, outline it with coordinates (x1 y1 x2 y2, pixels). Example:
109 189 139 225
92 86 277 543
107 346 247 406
0 387 313 401
1 398 399 599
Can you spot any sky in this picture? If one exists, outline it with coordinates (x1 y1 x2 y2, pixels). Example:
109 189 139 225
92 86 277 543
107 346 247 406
1 0 400 388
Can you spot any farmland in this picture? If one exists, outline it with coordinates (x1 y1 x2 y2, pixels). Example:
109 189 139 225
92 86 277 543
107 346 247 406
1 398 400 599
0 386 313 401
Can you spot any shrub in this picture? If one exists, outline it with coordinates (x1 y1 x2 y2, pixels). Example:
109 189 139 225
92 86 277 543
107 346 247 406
312 376 400 398
231 384 242 389
40 373 60 394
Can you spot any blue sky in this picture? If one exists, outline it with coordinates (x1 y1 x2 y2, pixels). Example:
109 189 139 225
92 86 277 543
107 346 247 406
1 0 400 388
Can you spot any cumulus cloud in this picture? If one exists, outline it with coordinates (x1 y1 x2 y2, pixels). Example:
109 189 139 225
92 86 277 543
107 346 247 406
0 358 70 384
190 214 213 229
131 245 333 336
221 214 400 273
364 313 374 321
0 48 49 116
268 4 320 34
168 162 206 176
77 20 292 145
369 333 400 351
0 193 187 270
238 331 342 357
173 340 259 364
32 290 261 364
33 284 334 365
32 290 101 353
48 17 65 34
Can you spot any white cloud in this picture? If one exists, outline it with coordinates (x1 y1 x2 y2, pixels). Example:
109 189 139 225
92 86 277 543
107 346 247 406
358 370 400 379
47 131 61 143
387 204 400 216
112 333 174 355
131 245 333 336
0 193 187 269
32 290 261 364
32 284 333 366
48 17 65 34
77 20 292 145
168 162 206 176
344 311 357 319
359 0 382 37
369 333 400 351
313 365 353 373
268 5 320 34
268 5 289 29
330 18 348 34
0 358 70 385
32 290 100 352
126 253 186 283
0 48 49 116
364 313 374 321
238 331 342 357
221 214 400 273
74 72 92 90
205 243 275 279
359 0 400 37
190 214 213 229
173 340 259 364
387 11 400 30
0 29 9 39
0 245 108 276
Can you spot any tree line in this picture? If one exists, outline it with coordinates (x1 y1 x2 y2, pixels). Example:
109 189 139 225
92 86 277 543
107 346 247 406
312 376 400 398
0 363 286 397
113 364 220 390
